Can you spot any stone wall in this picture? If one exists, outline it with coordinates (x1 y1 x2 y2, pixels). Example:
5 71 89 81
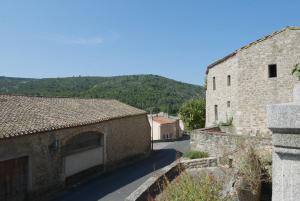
190 128 272 157
206 56 239 129
181 157 217 169
0 114 151 200
206 27 300 136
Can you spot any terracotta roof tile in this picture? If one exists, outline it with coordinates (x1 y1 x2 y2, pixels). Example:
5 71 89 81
152 117 177 124
0 95 146 139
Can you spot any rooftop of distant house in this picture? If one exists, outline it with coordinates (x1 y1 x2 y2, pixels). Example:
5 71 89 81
152 116 177 124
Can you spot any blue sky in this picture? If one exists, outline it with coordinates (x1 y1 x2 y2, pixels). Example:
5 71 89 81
0 0 300 85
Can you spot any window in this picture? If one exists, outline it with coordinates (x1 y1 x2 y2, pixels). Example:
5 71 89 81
213 77 216 90
268 64 277 78
214 105 218 121
227 101 231 108
227 75 231 86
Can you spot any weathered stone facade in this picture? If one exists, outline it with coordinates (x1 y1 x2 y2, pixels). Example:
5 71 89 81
206 27 300 136
190 128 271 157
0 114 150 200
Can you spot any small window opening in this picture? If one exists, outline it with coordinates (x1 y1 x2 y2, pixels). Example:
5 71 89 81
214 105 218 121
227 75 231 86
227 101 231 108
213 77 216 90
268 64 277 78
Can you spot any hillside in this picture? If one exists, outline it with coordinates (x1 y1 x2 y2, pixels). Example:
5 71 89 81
0 75 204 114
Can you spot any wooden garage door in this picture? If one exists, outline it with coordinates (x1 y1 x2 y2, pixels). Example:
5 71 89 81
0 157 28 201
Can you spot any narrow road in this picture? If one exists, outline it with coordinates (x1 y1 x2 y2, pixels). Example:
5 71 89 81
51 135 190 201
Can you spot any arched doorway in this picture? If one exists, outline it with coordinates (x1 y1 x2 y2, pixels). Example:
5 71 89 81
62 132 104 182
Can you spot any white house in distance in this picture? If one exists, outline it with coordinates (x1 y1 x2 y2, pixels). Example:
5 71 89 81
148 113 183 140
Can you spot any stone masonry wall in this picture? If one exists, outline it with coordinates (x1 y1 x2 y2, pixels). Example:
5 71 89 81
0 114 151 199
237 29 300 136
206 28 300 136
190 128 271 157
206 56 239 129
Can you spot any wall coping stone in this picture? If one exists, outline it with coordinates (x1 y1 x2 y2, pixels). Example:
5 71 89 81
125 157 218 201
191 128 271 140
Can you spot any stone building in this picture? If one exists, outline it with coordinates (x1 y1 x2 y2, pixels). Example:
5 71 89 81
148 116 182 140
0 95 151 201
205 26 300 136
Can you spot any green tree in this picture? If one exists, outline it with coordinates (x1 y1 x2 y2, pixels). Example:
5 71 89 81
179 98 206 131
292 63 300 81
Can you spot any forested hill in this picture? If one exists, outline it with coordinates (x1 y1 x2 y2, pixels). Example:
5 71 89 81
0 75 204 114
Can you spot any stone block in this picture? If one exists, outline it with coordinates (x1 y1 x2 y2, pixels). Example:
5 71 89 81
267 103 300 133
267 87 300 201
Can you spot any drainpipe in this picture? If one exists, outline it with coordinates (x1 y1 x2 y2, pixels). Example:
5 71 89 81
151 114 154 151
150 110 154 152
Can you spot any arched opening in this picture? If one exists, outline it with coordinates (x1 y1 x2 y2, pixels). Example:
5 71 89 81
62 132 104 184
62 132 103 155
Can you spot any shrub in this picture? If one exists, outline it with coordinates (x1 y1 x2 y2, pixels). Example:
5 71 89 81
179 98 206 131
158 173 223 201
292 63 300 81
234 141 272 197
235 146 261 194
183 150 209 159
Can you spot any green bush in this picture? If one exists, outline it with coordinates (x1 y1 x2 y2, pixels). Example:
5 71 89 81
292 63 300 81
179 98 206 131
158 173 223 201
183 150 208 159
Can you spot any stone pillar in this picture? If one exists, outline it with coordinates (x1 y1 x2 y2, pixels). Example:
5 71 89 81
267 83 300 201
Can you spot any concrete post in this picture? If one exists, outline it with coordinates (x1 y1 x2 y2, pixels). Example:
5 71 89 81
267 83 300 201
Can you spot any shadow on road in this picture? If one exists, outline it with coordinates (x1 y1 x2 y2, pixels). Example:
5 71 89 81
51 148 182 201
153 134 190 143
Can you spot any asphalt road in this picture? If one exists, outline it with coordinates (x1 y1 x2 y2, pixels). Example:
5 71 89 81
51 135 190 201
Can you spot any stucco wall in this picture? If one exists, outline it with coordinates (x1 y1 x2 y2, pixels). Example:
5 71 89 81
149 118 180 140
150 121 162 141
206 28 300 136
0 114 151 199
160 123 177 139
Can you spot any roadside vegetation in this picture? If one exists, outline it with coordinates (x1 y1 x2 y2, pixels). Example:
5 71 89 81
183 150 209 159
179 98 206 131
158 173 225 201
233 141 272 200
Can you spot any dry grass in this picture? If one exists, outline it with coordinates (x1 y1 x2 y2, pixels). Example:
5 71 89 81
157 172 229 201
234 141 272 196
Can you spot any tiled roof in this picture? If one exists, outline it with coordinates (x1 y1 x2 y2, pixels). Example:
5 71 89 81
206 26 300 74
152 117 177 124
0 95 147 139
